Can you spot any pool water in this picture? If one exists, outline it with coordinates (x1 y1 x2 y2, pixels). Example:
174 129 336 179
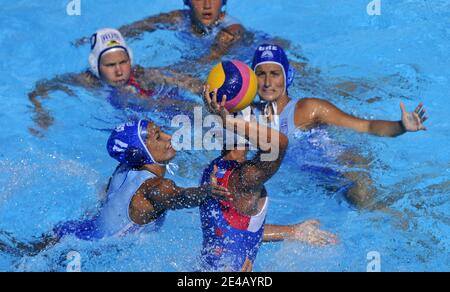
0 0 449 271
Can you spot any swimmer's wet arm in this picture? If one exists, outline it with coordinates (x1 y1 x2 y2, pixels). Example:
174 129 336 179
143 178 213 210
29 76 76 101
264 221 338 245
118 11 184 40
365 120 406 137
169 186 214 209
298 98 427 137
263 225 296 242
28 72 99 100
28 72 99 134
161 167 231 209
227 117 289 190
205 24 245 62
205 88 288 189
0 231 59 257
225 116 289 156
142 67 203 95
73 11 183 46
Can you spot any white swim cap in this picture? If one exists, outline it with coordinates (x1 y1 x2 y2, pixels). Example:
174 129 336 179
88 28 134 78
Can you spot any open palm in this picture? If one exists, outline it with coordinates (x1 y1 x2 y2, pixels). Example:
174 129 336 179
290 220 337 246
401 102 428 132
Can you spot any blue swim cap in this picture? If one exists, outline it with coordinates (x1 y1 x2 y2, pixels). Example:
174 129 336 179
183 0 227 7
107 120 157 167
252 44 295 91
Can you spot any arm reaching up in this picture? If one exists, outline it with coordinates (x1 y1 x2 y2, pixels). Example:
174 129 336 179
204 86 289 193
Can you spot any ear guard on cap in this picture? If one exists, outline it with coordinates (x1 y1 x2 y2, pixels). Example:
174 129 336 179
122 147 149 167
107 120 156 167
252 44 295 91
90 33 98 50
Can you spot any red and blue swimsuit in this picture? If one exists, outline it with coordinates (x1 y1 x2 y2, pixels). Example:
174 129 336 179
107 73 155 111
200 157 268 272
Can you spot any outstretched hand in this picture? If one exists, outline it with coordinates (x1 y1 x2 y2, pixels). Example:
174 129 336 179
401 102 428 132
202 85 229 120
289 220 338 246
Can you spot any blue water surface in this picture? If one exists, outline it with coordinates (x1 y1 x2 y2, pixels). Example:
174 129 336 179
0 0 449 271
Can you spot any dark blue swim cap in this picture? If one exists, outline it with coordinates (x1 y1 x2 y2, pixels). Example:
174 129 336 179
107 120 157 167
252 44 295 90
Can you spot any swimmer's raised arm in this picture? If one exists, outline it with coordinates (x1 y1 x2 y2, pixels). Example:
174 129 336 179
296 98 428 137
228 116 288 191
204 87 289 191
263 220 337 246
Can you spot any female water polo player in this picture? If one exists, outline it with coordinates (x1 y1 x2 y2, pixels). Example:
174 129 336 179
250 44 429 207
75 0 245 64
0 117 335 258
0 120 224 256
28 28 203 136
52 120 228 241
199 88 337 272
